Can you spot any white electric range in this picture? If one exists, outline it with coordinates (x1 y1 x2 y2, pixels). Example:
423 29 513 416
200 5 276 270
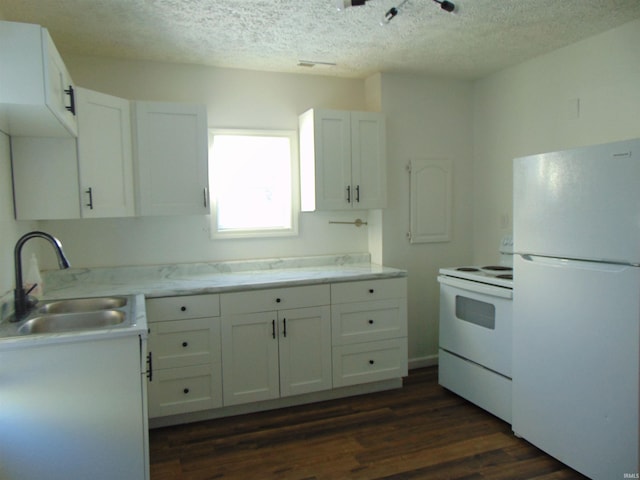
437 236 514 423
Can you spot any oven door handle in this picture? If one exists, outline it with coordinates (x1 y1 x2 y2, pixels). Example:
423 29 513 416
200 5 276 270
438 275 513 299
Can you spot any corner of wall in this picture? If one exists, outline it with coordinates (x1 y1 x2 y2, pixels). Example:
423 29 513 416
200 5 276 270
364 73 383 112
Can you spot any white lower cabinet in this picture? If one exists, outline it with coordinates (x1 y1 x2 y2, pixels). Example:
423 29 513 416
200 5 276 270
221 285 332 406
331 278 408 387
0 335 148 480
146 294 222 418
146 277 407 421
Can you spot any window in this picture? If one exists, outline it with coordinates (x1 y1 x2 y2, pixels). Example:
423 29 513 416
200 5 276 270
208 129 299 238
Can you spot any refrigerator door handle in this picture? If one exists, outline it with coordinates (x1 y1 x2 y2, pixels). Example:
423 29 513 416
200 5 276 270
518 253 635 273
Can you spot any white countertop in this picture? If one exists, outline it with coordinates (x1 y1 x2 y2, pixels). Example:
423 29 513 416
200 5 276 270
41 254 407 299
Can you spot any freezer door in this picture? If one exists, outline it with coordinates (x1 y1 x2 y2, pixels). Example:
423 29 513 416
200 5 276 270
512 254 640 479
513 138 640 264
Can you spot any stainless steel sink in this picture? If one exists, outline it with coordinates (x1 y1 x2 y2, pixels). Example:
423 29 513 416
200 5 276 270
18 310 127 335
37 296 127 314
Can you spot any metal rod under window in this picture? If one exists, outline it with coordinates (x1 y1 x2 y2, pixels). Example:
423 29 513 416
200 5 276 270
328 219 368 227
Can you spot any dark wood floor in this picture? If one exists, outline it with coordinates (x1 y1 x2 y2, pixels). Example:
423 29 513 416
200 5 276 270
149 367 587 480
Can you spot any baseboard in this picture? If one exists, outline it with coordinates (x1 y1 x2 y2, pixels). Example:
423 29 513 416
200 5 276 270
409 354 439 370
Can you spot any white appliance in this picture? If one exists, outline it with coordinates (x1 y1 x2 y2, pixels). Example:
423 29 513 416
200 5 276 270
438 236 514 423
513 137 640 480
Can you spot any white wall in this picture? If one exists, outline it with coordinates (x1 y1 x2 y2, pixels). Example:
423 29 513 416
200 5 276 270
472 18 640 263
377 73 475 366
39 58 374 268
0 132 39 304
1 0 41 302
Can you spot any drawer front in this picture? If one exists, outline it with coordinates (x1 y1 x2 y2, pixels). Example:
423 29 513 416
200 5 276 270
331 278 407 304
221 284 330 315
148 364 222 418
332 338 408 387
149 317 220 370
331 299 407 345
146 294 220 321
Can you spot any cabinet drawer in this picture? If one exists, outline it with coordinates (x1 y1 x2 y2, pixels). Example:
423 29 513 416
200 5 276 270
221 284 330 314
148 364 222 418
331 278 407 304
149 317 220 370
332 338 408 387
146 294 220 321
331 299 407 345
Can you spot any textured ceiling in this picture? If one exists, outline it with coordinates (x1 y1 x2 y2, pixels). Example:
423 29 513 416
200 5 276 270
2 0 640 79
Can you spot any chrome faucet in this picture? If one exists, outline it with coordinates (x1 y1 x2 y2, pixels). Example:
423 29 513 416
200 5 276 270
13 231 71 322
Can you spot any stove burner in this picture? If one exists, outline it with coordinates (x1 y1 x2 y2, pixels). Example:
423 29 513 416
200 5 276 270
482 265 513 271
456 267 480 272
497 274 513 280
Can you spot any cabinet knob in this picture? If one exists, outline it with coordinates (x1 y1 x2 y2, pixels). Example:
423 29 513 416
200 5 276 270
369 360 375 365
182 341 188 348
183 388 190 394
368 319 374 325
369 289 375 294
180 306 187 312
276 298 281 303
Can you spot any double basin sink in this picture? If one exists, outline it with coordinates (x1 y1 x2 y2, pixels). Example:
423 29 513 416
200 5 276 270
2 296 134 337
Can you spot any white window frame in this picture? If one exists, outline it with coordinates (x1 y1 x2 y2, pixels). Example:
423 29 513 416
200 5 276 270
208 128 300 239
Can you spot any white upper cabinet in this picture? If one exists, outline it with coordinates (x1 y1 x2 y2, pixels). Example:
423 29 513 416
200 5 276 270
133 101 210 216
299 108 387 211
0 21 77 137
76 87 135 218
12 88 134 220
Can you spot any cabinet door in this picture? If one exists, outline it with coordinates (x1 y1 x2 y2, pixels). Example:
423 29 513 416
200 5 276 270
148 317 220 370
221 311 280 406
43 30 77 136
333 338 408 387
331 299 407 345
300 108 352 211
0 335 147 480
0 22 77 137
300 108 386 211
134 101 209 216
76 87 134 218
278 306 332 397
148 364 222 418
351 112 386 209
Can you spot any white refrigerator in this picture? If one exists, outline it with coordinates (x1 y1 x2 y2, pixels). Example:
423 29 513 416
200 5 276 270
512 138 640 480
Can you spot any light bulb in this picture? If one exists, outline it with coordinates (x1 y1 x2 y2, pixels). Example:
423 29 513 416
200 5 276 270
380 7 399 24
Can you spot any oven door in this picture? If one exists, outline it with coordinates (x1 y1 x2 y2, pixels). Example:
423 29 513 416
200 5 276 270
438 275 512 377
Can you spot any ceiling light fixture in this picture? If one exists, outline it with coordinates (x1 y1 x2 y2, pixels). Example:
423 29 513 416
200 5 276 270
433 0 455 12
382 0 456 24
335 0 370 11
334 0 456 24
